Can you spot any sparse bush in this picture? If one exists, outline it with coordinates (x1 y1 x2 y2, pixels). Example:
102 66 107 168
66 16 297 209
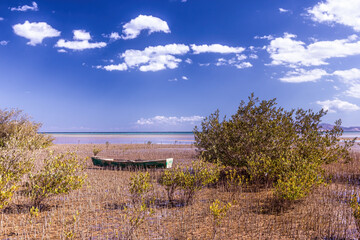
209 199 232 239
129 172 153 203
194 93 354 201
159 161 222 205
92 147 101 156
24 151 87 207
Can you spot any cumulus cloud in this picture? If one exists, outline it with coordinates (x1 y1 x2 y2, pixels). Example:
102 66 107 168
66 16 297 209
215 54 252 69
0 17 4 21
333 68 360 98
0 41 8 46
11 2 38 11
122 15 170 40
168 78 178 82
136 116 203 125
308 0 360 31
55 30 106 50
102 63 128 71
13 21 60 46
235 62 252 69
267 33 360 67
280 68 328 83
121 44 190 72
182 76 188 80
73 30 91 41
316 99 360 113
191 44 245 54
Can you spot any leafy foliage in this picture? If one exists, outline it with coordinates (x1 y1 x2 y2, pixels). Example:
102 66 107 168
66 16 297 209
209 199 232 239
159 161 222 205
24 151 87 207
194 93 354 201
0 109 53 150
129 172 153 203
0 108 54 209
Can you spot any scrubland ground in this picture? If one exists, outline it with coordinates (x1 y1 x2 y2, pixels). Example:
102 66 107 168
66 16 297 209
1 143 360 239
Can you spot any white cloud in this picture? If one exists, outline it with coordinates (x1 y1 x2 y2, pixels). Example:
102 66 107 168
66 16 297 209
55 39 106 50
267 33 360 67
57 49 67 53
215 54 252 69
109 32 121 40
11 2 38 12
168 78 178 82
55 30 106 50
235 62 252 69
333 68 360 98
73 30 91 41
333 68 360 83
279 8 289 13
102 63 128 71
182 76 189 80
254 35 274 40
308 0 360 31
316 99 360 113
191 44 245 54
185 58 193 64
13 21 60 46
0 41 8 46
0 17 4 21
280 68 328 83
121 44 190 72
122 15 170 40
249 54 258 59
136 115 203 125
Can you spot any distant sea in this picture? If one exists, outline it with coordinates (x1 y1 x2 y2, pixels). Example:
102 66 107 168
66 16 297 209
42 131 360 145
43 132 195 144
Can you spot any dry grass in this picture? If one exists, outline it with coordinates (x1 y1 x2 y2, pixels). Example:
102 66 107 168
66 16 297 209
1 143 360 239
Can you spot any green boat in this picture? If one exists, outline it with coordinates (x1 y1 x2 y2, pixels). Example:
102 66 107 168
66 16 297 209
91 157 173 169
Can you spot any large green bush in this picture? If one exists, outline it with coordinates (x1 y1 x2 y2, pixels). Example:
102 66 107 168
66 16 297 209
0 109 53 209
194 94 354 200
24 151 87 207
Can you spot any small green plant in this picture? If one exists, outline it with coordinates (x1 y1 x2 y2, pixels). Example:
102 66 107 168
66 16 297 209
63 210 79 240
350 194 360 230
24 151 87 207
209 199 232 240
159 160 222 206
122 200 155 240
129 172 153 203
92 147 102 156
105 141 110 149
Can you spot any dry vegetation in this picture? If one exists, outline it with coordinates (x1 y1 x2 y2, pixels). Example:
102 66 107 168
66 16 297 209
1 143 360 239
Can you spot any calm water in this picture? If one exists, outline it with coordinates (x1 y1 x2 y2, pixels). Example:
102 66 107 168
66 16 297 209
45 132 195 144
44 131 360 145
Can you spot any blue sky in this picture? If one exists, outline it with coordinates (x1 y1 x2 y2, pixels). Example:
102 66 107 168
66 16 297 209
1 0 360 131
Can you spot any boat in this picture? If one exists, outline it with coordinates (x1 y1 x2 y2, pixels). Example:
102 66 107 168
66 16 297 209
91 157 173 169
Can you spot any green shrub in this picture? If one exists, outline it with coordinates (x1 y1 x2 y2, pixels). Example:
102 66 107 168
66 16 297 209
129 172 153 203
159 161 222 205
194 93 354 201
0 108 53 150
92 147 101 156
24 151 87 207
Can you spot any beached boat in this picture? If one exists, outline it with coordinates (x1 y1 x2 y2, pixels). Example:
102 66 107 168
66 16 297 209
91 157 173 169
